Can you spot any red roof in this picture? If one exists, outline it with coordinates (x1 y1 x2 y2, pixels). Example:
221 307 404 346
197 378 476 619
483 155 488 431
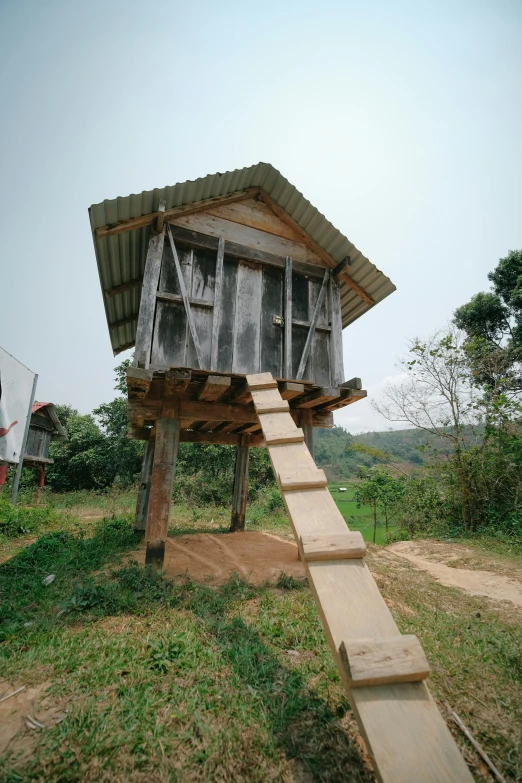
32 402 52 413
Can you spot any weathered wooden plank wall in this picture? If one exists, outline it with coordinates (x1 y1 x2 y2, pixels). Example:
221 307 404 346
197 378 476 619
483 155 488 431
134 202 346 385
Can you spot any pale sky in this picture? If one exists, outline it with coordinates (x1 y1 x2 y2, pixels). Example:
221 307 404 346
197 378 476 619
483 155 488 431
1 0 521 434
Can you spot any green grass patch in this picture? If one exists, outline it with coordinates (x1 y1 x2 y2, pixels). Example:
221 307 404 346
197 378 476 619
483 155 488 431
328 483 394 545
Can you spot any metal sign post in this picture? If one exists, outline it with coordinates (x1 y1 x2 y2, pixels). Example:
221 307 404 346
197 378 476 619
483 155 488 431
11 373 38 504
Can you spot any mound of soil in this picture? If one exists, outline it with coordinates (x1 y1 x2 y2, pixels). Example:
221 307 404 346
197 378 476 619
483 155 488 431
131 531 305 585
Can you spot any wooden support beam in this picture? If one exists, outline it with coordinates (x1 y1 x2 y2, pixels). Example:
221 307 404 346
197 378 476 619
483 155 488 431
135 439 155 535
341 377 362 390
294 387 340 409
145 418 180 569
126 367 153 399
167 227 204 368
129 398 258 425
164 369 191 397
210 237 225 371
105 277 142 298
300 531 366 561
339 636 430 688
332 256 351 281
197 375 231 402
228 383 252 404
329 275 345 386
96 188 260 238
134 227 166 368
279 382 304 400
296 269 329 380
155 199 166 232
181 430 265 447
299 408 315 457
109 314 138 330
326 389 367 411
284 257 292 379
156 291 214 309
230 438 250 532
168 225 324 281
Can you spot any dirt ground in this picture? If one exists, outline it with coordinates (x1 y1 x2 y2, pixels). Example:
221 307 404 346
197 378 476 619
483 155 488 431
129 532 522 610
131 531 305 585
386 540 522 608
0 682 65 759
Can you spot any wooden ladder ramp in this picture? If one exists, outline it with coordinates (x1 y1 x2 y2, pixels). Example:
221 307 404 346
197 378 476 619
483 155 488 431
247 373 474 783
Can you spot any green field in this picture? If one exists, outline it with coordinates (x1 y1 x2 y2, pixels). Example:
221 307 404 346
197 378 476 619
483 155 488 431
328 483 393 545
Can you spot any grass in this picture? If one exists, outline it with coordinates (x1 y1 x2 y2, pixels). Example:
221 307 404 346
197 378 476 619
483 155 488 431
327 483 393 545
0 495 521 781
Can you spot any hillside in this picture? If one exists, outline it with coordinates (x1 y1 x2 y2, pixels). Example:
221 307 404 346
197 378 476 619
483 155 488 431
315 425 478 480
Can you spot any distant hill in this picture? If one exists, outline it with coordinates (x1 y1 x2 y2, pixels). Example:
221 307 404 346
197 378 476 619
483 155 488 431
315 425 478 480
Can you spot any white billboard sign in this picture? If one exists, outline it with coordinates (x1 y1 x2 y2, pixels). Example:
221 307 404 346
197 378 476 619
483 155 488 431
0 347 37 465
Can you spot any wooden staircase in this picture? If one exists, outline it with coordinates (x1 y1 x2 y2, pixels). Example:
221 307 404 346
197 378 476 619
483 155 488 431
247 372 474 783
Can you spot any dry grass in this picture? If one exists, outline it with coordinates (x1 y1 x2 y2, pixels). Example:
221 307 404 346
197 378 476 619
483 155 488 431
0 501 520 782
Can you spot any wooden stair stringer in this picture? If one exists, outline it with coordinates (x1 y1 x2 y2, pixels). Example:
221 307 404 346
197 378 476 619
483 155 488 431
247 374 474 783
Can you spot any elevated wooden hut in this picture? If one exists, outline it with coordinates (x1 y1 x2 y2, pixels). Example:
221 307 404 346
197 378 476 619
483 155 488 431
88 167 476 782
24 402 66 494
89 164 396 566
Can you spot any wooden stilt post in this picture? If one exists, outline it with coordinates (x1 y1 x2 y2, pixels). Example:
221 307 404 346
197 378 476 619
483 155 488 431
145 418 180 569
135 438 155 537
35 466 45 504
230 435 249 532
301 410 315 460
0 464 8 497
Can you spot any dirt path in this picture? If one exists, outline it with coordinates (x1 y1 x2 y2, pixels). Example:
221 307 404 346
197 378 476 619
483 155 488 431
387 540 522 608
128 531 304 585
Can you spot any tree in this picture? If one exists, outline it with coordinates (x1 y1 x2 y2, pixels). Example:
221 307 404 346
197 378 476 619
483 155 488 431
354 467 405 542
374 330 478 530
454 249 522 394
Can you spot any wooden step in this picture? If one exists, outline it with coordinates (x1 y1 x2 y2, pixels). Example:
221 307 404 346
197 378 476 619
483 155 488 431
246 371 473 783
278 468 327 491
339 635 430 688
246 372 278 390
265 428 305 445
301 531 366 560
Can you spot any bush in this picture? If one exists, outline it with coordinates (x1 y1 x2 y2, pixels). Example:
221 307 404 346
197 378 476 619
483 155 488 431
0 498 67 538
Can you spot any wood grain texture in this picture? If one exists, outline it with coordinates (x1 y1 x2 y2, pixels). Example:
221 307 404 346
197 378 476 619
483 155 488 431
284 257 293 379
339 636 430 688
210 237 224 370
198 375 231 402
296 270 329 380
278 468 328 491
206 197 300 241
97 188 260 238
145 418 179 544
170 211 322 266
135 439 155 532
247 373 474 783
329 276 344 386
246 373 278 390
265 428 305 446
258 189 374 305
301 531 366 561
167 227 204 368
134 228 165 368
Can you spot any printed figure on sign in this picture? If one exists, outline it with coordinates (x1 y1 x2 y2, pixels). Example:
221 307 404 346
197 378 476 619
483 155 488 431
0 347 37 465
0 373 19 438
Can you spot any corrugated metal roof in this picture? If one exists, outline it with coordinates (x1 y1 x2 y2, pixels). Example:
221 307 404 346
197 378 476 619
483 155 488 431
89 163 396 355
